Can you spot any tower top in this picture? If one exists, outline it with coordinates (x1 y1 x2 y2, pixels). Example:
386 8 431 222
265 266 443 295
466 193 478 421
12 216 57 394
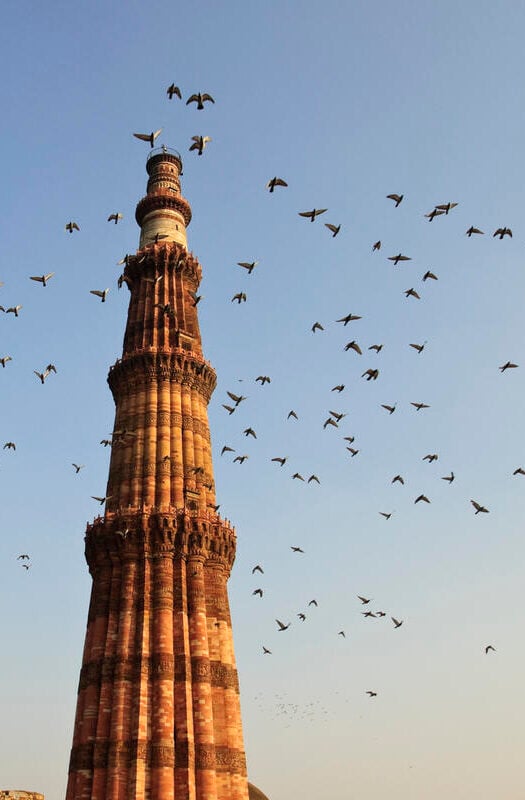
135 146 192 250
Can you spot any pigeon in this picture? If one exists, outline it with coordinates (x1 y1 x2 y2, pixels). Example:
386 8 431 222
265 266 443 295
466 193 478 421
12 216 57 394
189 135 212 155
90 289 110 302
107 213 123 224
186 92 215 109
276 619 291 631
298 208 328 221
325 223 341 237
311 321 324 333
493 227 512 239
237 260 258 274
387 193 403 206
30 273 54 286
266 177 288 192
466 226 484 237
0 356 12 367
471 500 489 514
391 617 403 628
65 221 80 233
166 84 182 100
133 129 162 147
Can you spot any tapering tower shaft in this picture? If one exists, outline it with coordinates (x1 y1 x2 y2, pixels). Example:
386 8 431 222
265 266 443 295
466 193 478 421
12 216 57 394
66 149 249 800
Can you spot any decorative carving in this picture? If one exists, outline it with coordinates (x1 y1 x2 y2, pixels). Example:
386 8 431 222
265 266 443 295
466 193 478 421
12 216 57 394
150 743 175 767
195 743 216 770
191 656 211 682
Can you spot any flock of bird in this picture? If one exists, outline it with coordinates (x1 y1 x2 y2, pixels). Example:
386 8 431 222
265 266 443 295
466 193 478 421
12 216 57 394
2 85 510 696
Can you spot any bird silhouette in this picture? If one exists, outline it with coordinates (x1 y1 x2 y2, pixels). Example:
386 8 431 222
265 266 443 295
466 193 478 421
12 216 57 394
276 619 291 631
366 691 378 697
3 442 16 450
186 92 215 109
6 305 22 316
311 321 324 333
90 289 109 302
387 193 403 206
381 404 396 414
391 617 403 628
372 240 381 251
298 208 327 221
189 136 212 155
422 270 438 281
107 213 123 224
133 129 162 147
410 342 426 354
252 565 264 574
442 472 455 483
233 455 249 464
91 495 112 505
493 227 512 239
252 589 263 597
30 273 54 286
65 221 80 233
226 391 246 405
166 84 182 99
379 512 392 520
308 475 320 484
344 340 362 354
357 596 372 604
388 254 411 265
362 369 379 381
287 410 298 420
72 463 85 473
466 226 484 237
471 499 489 514
271 457 287 466
392 475 405 485
325 223 341 237
415 494 430 504
368 344 383 353
266 177 288 192
336 313 362 325
332 384 345 392
411 401 430 411
0 356 12 367
499 361 518 372
290 545 304 552
292 473 305 481
485 645 496 654
405 288 420 299
231 292 247 304
256 375 271 384
237 260 258 274
423 454 438 463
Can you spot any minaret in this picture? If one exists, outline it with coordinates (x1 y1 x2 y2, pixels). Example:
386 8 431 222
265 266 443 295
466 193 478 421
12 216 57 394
65 147 249 800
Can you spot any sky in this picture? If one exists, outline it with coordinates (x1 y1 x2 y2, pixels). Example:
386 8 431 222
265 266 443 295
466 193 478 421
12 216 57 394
1 1 525 798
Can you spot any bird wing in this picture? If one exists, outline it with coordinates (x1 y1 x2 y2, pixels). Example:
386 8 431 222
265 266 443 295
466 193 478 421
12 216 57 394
133 133 151 142
201 94 215 103
186 94 199 105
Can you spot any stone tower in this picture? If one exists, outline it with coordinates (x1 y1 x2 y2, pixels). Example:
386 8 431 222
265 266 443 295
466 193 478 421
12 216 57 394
65 147 249 800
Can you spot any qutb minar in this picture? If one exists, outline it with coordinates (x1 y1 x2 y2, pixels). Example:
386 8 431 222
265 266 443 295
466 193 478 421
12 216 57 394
66 147 266 800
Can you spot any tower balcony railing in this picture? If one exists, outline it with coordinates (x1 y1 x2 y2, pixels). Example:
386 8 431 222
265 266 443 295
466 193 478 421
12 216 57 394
146 146 183 172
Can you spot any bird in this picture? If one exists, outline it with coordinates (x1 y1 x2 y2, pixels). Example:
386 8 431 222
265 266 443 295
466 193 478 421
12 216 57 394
357 596 372 604
513 467 525 476
381 404 396 414
466 226 484 237
292 473 305 482
6 305 22 316
233 455 249 464
344 340 362 354
308 599 318 607
290 545 304 552
471 499 489 514
276 619 290 631
392 474 405 485
287 410 298 420
411 402 430 411
424 207 446 221
266 177 288 192
368 344 383 353
298 208 327 221
346 447 359 456
388 254 411 265
189 136 212 155
336 313 362 325
65 221 80 233
147 233 169 244
391 617 403 628
387 193 403 206
133 129 162 147
0 356 12 367
21 564 30 570
262 646 272 655
379 512 392 520
252 589 263 598
252 565 264 574
499 361 518 372
362 368 379 381
405 288 420 299
17 554 30 560
409 342 426 354
329 410 346 422
366 691 378 697
100 439 113 447
231 292 247 304
375 611 387 617
332 384 345 393
338 631 346 637
362 611 377 618
45 364 57 375
34 369 50 384
311 321 324 333
423 454 438 463
107 213 123 224
72 463 85 473
143 274 164 285
415 494 430 504
3 442 16 450
243 427 257 438
493 227 512 239
237 260 258 274
30 272 54 286
422 270 438 281
155 302 175 318
91 495 112 505
308 474 320 484
271 457 287 466
372 240 381 251
442 472 455 483
435 202 458 214
166 83 182 99
325 223 341 237
90 289 109 302
256 375 271 385
186 92 215 109
485 645 496 654
221 445 235 456
323 417 338 429
115 528 130 539
226 391 246 405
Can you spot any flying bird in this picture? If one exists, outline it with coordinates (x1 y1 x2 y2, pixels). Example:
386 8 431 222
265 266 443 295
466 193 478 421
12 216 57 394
362 368 379 381
17 554 30 560
266 177 288 192
366 691 377 697
338 630 346 637
276 619 290 631
381 404 396 414
357 596 372 604
3 442 16 450
372 240 381 251
485 645 496 654
332 384 345 392
233 455 249 464
388 254 411 266
470 499 489 514
344 340 362 354
186 92 215 109
308 474 320 484
30 272 54 286
423 454 438 463
297 613 306 621
298 208 327 221
0 356 12 367
415 494 430 504
387 193 403 206
404 288 420 299
411 401 430 411
308 599 318 607
379 512 392 520
90 289 110 302
323 417 338 429
290 545 304 552
424 207 446 221
243 427 257 438
362 610 377 618
189 135 212 155
466 226 484 237
410 342 426 354
221 445 235 456
499 361 518 372
72 463 85 473
292 473 305 481
91 495 112 505
107 213 123 224
422 270 438 281
252 565 264 574
391 617 403 628
65 221 80 233
237 260 258 274
6 305 22 316
336 313 362 325
325 223 341 237
166 84 182 99
442 472 455 483
311 321 324 333
435 202 458 214
226 391 246 405
493 227 512 239
368 344 383 353
252 589 263 597
256 375 271 384
392 474 405 485
133 129 162 147
271 457 287 466
231 292 247 304
287 410 298 420
513 467 525 476
346 447 359 456
262 646 272 655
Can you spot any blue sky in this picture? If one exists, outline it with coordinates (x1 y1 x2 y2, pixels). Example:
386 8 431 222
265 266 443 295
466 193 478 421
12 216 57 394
1 2 525 799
